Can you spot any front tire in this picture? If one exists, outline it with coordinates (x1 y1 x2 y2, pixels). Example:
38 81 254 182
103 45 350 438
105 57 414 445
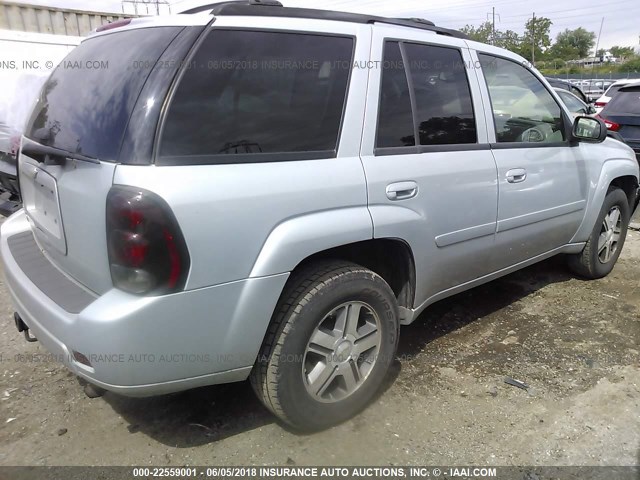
250 261 399 431
568 187 630 279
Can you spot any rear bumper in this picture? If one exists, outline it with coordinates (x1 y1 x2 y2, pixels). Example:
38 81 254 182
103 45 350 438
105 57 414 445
1 211 288 397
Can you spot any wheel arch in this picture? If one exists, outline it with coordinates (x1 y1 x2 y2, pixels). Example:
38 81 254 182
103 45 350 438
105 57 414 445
249 207 417 309
571 160 639 243
292 238 417 309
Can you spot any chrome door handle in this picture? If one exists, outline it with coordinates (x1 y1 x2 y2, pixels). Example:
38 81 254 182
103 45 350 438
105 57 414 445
386 181 418 200
506 168 527 183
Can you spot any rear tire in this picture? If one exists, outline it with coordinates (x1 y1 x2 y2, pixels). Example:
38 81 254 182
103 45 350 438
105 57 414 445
250 261 399 431
568 187 630 279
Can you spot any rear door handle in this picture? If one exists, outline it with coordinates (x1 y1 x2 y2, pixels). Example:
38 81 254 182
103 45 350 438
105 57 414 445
506 168 527 183
386 181 418 200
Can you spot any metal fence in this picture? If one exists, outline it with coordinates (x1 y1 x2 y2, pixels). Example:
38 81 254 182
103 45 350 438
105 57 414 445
547 72 640 81
0 1 137 37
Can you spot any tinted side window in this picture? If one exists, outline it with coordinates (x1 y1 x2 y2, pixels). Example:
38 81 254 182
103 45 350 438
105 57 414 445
159 30 353 161
376 42 415 148
479 54 566 144
404 43 476 145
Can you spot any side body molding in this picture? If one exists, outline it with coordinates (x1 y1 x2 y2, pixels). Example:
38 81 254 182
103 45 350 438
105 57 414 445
249 207 374 278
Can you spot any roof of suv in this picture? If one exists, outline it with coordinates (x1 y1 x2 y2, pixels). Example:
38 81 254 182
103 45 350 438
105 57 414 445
619 81 640 90
182 0 468 39
609 78 640 87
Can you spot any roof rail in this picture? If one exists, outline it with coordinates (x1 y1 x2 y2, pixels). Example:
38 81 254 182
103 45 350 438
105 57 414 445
181 1 467 39
182 1 281 14
396 17 435 27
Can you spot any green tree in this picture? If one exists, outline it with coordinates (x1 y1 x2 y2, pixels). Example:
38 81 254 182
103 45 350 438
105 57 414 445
610 46 636 60
519 16 552 62
621 56 640 72
494 30 520 52
460 21 493 44
548 28 596 60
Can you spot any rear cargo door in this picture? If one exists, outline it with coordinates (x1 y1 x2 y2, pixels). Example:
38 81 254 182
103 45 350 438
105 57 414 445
20 26 187 294
604 86 640 156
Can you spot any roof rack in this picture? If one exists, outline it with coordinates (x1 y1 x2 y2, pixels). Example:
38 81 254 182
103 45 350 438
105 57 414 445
182 1 467 39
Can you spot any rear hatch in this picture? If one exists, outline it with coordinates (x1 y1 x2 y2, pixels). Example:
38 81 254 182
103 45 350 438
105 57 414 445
19 25 193 294
601 85 640 158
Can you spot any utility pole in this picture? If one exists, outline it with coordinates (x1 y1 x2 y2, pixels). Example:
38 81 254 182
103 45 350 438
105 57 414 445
491 7 495 45
531 12 536 65
486 7 500 45
594 17 604 61
590 17 605 83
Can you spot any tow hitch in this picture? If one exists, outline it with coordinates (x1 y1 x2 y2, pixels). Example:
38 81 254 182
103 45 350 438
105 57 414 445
14 312 37 342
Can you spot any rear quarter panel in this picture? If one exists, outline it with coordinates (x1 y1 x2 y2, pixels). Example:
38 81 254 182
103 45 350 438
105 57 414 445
114 18 374 290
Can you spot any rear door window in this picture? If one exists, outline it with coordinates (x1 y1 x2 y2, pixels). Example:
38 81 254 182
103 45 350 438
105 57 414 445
376 42 415 148
375 40 477 151
27 27 183 162
404 43 477 145
158 30 354 163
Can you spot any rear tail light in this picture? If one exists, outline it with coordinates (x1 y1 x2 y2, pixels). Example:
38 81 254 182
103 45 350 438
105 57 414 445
594 101 606 108
106 186 190 295
597 115 620 132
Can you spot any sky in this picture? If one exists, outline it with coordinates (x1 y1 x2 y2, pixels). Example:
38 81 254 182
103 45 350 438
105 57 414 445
14 0 640 51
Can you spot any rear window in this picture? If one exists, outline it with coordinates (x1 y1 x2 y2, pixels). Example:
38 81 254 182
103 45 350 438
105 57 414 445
605 87 640 114
605 85 623 97
158 30 354 163
26 27 182 162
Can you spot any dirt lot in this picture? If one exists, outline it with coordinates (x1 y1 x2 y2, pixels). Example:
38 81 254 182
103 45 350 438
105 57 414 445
0 222 639 467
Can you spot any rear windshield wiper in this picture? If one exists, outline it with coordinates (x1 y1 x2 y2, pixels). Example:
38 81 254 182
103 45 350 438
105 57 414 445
21 137 100 165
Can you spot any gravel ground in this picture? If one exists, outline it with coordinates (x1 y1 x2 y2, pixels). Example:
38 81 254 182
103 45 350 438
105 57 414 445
0 221 639 467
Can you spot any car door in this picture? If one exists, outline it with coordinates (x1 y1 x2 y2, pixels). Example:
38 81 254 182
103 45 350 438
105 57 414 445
360 26 499 308
473 51 588 270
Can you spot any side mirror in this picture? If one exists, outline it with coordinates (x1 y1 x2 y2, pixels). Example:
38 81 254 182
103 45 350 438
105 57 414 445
572 116 607 143
587 105 597 115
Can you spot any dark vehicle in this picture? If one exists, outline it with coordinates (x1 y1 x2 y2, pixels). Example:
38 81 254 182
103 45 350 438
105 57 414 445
546 77 589 104
599 81 640 162
0 122 21 217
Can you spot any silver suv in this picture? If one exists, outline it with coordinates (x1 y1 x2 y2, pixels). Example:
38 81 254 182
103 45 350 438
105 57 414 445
2 1 639 431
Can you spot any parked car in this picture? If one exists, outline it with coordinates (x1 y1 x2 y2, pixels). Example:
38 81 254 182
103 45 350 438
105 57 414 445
2 1 639 431
0 121 20 204
545 77 589 104
554 88 596 116
599 81 640 161
594 78 640 113
0 72 50 216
